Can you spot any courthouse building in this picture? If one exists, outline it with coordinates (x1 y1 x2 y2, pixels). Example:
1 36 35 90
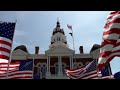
11 20 112 79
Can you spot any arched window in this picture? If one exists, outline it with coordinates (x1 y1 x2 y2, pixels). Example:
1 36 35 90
57 37 59 41
73 62 78 69
59 37 60 41
37 64 42 79
42 64 46 77
78 62 83 68
37 63 47 79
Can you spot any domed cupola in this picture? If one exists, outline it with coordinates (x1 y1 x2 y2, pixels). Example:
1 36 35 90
52 20 65 35
49 19 69 48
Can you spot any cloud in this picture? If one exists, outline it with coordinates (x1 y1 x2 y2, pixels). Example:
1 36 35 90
0 11 17 22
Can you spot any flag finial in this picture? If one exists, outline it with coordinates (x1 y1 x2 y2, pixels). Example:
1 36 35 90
57 17 59 22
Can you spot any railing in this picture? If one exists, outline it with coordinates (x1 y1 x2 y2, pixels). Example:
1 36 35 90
45 74 68 79
51 74 67 76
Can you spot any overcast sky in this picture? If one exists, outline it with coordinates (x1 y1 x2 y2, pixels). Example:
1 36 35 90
0 11 119 74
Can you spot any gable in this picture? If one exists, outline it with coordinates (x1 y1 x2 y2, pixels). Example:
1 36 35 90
45 46 74 55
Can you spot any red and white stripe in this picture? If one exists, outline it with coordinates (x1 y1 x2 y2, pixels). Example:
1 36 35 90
98 11 120 71
66 70 100 79
66 66 101 79
0 61 33 79
66 66 85 78
79 70 99 79
0 37 12 61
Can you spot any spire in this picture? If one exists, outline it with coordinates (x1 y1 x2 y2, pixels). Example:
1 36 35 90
56 17 60 27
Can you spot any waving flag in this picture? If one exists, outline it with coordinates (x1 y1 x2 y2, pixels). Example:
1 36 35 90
67 24 72 30
0 59 33 79
66 66 85 79
0 22 16 62
66 60 100 79
79 60 99 79
97 11 120 71
69 32 73 36
0 61 19 75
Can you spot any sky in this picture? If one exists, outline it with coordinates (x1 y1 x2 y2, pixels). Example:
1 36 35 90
0 11 119 75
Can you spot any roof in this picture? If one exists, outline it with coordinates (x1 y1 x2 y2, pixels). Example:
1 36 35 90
13 45 29 53
90 44 100 53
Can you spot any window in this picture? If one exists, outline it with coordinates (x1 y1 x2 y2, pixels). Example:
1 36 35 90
62 64 66 74
73 62 78 69
37 64 46 79
78 62 83 68
55 64 58 74
59 37 60 41
37 64 42 79
42 64 46 77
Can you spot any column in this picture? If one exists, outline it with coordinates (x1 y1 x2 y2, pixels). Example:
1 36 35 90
60 56 63 75
69 56 71 69
71 56 73 69
48 56 50 73
58 56 63 76
46 56 51 76
46 56 49 73
58 56 60 74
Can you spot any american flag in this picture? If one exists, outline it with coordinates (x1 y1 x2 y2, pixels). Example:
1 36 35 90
0 22 15 62
101 64 112 77
69 32 73 36
66 60 100 79
67 24 72 30
97 11 120 71
101 75 114 79
66 66 85 79
0 60 33 79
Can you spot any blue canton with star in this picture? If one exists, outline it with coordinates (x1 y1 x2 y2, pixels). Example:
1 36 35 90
0 22 15 40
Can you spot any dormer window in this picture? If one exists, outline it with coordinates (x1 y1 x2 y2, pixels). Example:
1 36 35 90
59 37 60 41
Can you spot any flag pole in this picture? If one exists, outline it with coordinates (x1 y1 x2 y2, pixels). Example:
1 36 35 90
71 27 76 69
71 29 75 54
32 56 34 79
67 24 76 69
6 20 17 79
96 59 102 79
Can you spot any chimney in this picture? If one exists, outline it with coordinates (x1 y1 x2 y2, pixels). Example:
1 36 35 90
79 46 84 54
35 46 39 54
